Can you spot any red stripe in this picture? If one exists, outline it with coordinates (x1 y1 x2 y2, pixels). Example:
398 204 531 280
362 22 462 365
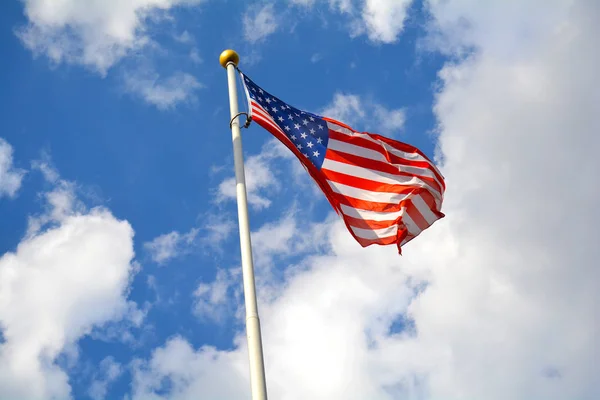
405 201 430 232
329 130 440 174
331 191 405 213
323 169 426 197
324 117 446 189
242 82 444 254
354 234 398 247
419 190 446 220
325 149 444 197
342 214 399 230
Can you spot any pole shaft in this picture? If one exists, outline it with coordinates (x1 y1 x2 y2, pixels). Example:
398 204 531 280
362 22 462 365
225 62 268 400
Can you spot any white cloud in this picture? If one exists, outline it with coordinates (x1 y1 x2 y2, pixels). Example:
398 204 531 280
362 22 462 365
17 0 205 74
250 210 329 274
288 0 413 43
289 0 352 13
216 140 284 210
0 165 139 399
0 138 25 199
193 269 234 321
127 1 600 399
123 70 202 110
189 47 202 64
144 228 199 264
321 93 405 135
361 0 413 43
130 337 250 400
243 4 279 43
88 357 123 400
200 215 235 249
173 30 193 44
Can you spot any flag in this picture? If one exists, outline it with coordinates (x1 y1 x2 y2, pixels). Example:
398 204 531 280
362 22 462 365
240 72 445 253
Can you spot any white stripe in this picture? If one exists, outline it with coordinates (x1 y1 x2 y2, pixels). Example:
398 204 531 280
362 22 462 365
326 120 354 135
327 180 411 204
321 158 443 206
240 73 254 119
252 104 290 139
252 102 276 123
327 138 444 191
340 204 403 222
327 138 386 164
412 194 439 225
326 120 439 167
350 224 398 240
253 114 288 139
342 204 422 238
402 211 421 236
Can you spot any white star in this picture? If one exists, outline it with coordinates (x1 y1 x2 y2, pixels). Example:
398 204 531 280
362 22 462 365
303 153 309 157
284 126 291 131
309 128 316 134
288 114 294 120
300 132 307 139
258 97 263 102
294 123 301 130
278 116 284 122
309 116 315 121
266 98 272 104
318 124 324 130
313 150 320 157
290 134 297 140
251 87 256 92
295 113 300 117
271 106 278 112
297 144 303 149
316 137 323 144
307 142 314 148
302 119 309 125
259 88 263 94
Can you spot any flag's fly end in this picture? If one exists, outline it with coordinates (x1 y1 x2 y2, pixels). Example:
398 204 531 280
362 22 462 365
220 49 240 69
238 72 446 254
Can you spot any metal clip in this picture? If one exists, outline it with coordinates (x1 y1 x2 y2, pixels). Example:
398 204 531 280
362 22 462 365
230 112 252 129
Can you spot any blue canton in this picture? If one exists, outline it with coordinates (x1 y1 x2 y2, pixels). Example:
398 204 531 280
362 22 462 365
243 74 329 170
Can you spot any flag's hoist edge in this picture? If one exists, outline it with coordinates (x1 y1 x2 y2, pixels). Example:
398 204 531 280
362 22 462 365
239 70 445 254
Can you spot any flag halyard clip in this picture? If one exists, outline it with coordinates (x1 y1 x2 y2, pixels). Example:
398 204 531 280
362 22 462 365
230 112 252 129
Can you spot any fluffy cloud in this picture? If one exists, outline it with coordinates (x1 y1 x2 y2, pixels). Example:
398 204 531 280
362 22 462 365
361 0 413 42
130 336 250 400
128 0 600 399
243 4 279 43
0 162 139 399
17 0 205 74
321 93 405 135
289 0 413 43
88 357 123 400
144 228 199 264
216 139 287 210
0 138 25 199
123 70 202 110
193 269 234 321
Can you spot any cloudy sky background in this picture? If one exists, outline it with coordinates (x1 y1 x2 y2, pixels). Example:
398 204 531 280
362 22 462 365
0 0 599 399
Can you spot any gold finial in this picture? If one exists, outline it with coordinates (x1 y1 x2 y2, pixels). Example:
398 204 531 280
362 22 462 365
219 49 239 68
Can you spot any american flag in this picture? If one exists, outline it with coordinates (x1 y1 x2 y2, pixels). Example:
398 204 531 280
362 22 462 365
240 72 445 253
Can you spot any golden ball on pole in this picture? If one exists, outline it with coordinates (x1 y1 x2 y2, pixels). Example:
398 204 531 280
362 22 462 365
219 49 239 68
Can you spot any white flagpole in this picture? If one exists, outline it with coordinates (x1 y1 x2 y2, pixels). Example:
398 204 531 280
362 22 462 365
219 49 268 400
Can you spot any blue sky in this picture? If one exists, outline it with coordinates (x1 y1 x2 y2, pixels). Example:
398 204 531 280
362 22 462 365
1 1 599 399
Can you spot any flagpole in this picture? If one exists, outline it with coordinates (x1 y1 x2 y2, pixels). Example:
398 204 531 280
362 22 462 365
220 49 268 400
